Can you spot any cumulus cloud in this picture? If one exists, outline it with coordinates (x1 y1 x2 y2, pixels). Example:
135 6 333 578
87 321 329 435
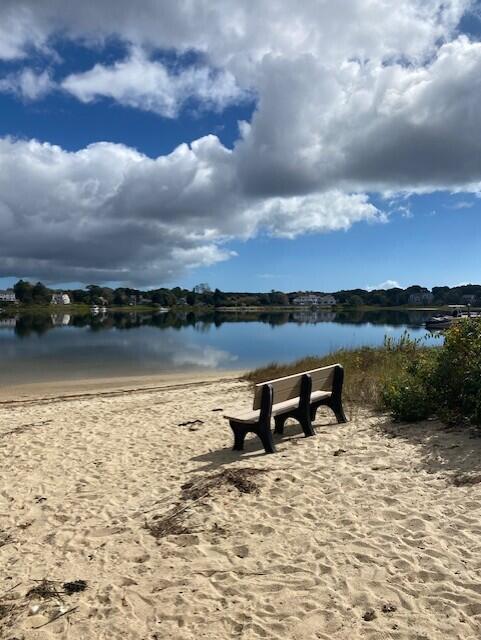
0 68 53 100
62 48 247 117
1 0 481 284
366 280 402 291
0 1 469 65
0 137 384 284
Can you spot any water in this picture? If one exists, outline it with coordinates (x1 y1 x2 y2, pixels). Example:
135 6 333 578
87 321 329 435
0 308 439 385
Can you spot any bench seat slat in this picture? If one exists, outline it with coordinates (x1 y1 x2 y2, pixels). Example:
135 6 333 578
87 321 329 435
224 390 331 424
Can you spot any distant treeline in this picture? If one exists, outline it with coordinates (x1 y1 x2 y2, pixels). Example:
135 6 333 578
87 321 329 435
4 280 481 307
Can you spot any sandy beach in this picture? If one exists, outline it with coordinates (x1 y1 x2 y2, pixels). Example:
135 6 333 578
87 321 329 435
1 375 481 639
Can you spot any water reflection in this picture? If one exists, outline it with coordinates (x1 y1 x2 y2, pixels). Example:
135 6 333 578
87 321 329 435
0 308 436 385
0 308 434 337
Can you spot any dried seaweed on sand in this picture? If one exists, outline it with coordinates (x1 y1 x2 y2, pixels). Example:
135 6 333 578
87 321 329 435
147 468 268 539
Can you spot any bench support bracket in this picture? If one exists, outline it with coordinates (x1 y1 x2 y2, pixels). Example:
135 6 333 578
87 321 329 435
229 384 276 454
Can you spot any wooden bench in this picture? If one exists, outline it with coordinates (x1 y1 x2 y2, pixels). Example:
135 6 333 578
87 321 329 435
224 364 347 454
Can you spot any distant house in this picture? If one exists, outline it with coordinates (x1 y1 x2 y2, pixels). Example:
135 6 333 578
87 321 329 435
0 289 17 303
292 294 336 306
51 292 71 305
318 295 337 306
292 294 320 306
462 294 477 305
408 292 434 305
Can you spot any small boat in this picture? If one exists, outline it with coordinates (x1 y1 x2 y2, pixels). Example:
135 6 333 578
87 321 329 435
425 305 480 330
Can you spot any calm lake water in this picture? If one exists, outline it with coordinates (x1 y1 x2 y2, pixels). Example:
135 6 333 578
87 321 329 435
0 309 439 385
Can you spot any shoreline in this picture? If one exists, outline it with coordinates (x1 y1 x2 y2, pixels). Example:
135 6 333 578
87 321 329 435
0 369 245 403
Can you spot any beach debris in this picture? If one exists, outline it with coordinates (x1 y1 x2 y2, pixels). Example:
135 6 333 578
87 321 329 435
0 599 24 630
63 580 87 596
26 579 62 601
0 419 53 438
147 468 269 539
26 577 87 600
381 603 397 614
0 531 14 547
32 605 78 629
177 419 204 427
147 512 191 539
0 578 85 632
333 448 347 457
181 468 268 500
211 408 223 412
451 473 481 487
34 496 47 504
362 609 377 621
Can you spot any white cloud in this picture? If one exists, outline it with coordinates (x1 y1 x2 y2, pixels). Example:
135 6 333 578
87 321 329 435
62 48 248 118
449 200 475 209
0 68 53 100
366 280 402 291
0 137 383 284
1 1 481 284
0 1 468 65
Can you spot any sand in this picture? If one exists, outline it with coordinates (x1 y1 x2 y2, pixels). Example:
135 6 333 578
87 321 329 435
1 376 481 639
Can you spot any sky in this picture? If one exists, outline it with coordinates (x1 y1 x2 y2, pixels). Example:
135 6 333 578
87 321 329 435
1 1 481 293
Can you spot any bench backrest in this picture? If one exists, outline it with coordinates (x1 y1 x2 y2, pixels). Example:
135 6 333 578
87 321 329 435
253 364 339 410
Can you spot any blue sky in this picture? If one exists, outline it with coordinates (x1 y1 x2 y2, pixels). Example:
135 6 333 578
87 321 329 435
1 1 481 292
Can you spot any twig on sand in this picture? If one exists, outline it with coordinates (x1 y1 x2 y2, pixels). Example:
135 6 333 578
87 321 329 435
0 420 52 438
32 606 78 629
1 582 22 597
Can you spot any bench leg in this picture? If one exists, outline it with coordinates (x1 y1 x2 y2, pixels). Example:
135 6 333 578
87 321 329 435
329 399 348 424
330 365 348 423
274 415 286 435
310 405 317 422
299 411 315 438
230 421 248 451
255 422 276 454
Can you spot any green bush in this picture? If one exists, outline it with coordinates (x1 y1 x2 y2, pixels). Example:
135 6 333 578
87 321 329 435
381 350 437 421
382 319 481 424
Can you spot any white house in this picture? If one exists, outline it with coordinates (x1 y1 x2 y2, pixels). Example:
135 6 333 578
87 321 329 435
0 289 17 303
318 295 337 306
292 294 337 306
292 294 320 306
408 292 434 305
51 292 71 305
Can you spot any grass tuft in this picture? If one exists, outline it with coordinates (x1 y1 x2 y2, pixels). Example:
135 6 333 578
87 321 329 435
243 334 432 409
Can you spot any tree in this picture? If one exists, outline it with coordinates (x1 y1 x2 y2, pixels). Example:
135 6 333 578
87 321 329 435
32 282 51 305
213 288 224 307
13 279 33 304
347 294 364 306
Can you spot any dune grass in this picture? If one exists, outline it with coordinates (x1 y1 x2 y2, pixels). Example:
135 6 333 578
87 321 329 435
243 334 432 408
